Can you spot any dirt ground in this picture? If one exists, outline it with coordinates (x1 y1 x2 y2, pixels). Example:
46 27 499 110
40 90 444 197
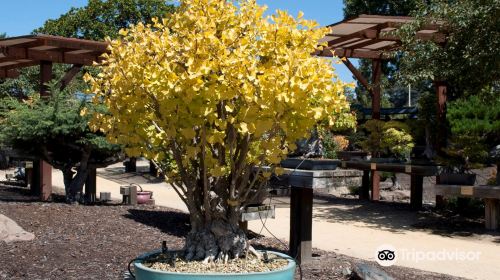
0 184 466 280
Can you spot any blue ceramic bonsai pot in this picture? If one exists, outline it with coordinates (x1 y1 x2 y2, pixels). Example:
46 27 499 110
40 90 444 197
133 250 296 280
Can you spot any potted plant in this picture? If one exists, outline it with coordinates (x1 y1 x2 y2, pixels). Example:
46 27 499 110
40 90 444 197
337 129 369 161
439 93 500 185
86 0 352 278
438 135 480 185
360 119 415 163
281 107 356 170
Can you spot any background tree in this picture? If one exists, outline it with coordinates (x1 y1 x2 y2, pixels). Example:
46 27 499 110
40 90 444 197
446 90 500 181
398 0 500 98
343 0 417 18
0 83 121 201
87 0 352 262
396 0 499 167
34 0 175 40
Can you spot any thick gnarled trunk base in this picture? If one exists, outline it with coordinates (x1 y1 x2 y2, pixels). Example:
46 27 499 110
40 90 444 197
185 220 248 263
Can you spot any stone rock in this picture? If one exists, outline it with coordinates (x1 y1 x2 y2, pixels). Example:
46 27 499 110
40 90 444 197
0 214 35 243
352 263 395 280
342 267 352 277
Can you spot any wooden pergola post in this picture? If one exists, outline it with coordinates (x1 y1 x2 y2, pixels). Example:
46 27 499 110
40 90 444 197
36 60 53 201
434 80 447 152
371 59 382 120
434 80 448 208
85 167 97 203
410 174 424 209
289 187 313 264
370 59 382 201
40 61 53 97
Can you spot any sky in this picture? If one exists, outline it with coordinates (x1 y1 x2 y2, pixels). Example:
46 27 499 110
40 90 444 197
0 0 356 83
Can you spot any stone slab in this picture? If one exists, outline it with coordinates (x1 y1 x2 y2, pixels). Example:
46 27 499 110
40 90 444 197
284 168 363 189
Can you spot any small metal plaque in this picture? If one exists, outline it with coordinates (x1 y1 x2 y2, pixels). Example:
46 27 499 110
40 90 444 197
24 161 33 169
120 186 131 195
370 163 376 170
341 161 347 168
460 186 474 196
405 165 412 173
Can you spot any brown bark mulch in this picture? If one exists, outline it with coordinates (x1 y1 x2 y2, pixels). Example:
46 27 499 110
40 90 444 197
0 186 465 280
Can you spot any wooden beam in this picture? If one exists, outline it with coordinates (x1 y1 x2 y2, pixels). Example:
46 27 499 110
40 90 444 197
2 46 100 66
416 31 446 43
342 58 370 91
0 56 16 63
341 161 439 176
41 35 109 53
0 37 45 48
64 52 101 65
371 59 382 119
0 61 38 70
40 60 53 97
325 48 386 59
59 64 83 90
341 38 391 49
435 185 500 199
0 68 19 78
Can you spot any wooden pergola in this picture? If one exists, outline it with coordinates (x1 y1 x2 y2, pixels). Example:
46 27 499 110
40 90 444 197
0 34 109 201
317 14 446 200
289 15 447 263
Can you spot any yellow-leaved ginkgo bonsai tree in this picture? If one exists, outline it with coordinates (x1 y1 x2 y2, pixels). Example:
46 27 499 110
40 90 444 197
85 0 351 268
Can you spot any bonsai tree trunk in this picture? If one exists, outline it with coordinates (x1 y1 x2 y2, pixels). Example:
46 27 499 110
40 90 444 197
184 200 247 263
46 147 92 202
69 149 92 202
168 136 265 263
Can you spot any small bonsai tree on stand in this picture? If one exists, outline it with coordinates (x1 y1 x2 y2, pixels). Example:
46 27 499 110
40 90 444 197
447 93 500 184
86 0 351 263
361 119 414 161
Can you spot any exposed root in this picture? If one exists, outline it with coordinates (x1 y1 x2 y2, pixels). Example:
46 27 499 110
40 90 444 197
248 245 261 260
202 255 215 264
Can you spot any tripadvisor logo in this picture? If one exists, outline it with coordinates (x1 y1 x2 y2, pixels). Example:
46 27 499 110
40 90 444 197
375 244 397 267
375 244 482 266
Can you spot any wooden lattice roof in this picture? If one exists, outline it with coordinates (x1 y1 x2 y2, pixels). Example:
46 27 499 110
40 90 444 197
0 35 109 78
316 14 445 59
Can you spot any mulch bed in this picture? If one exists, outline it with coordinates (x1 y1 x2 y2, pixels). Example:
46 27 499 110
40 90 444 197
0 186 464 280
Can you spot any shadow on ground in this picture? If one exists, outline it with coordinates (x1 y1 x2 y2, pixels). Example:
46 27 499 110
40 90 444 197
123 208 190 238
311 193 419 234
308 192 500 239
0 183 124 206
0 183 38 202
97 166 164 185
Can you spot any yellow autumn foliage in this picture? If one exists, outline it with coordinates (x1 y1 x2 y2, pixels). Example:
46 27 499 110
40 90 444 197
86 0 351 180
